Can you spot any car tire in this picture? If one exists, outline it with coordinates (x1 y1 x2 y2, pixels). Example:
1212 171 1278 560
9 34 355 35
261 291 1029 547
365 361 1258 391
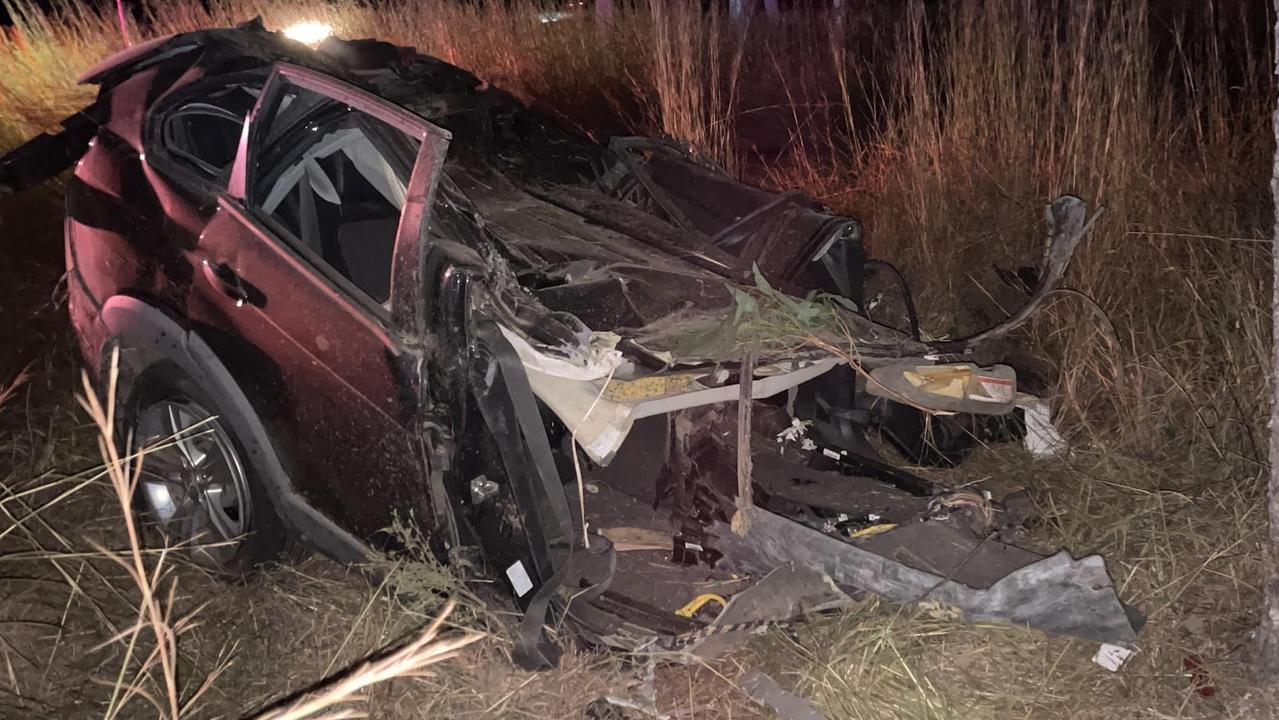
123 364 286 575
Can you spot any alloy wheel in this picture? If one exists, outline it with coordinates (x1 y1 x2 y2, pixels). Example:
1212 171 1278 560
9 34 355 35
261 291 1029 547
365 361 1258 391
135 400 252 566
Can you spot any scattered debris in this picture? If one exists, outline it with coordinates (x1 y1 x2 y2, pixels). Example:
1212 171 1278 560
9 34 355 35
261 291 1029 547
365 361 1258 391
1019 396 1068 457
776 416 814 445
1184 655 1216 697
738 669 828 720
674 593 727 619
869 362 1018 414
586 656 664 720
1093 643 1136 672
848 522 897 539
600 527 669 552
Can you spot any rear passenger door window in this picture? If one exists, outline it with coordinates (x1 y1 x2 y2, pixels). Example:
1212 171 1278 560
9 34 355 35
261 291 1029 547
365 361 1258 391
250 83 418 305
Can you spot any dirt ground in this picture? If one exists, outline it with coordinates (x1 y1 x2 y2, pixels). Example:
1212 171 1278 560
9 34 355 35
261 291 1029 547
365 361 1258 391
0 182 1273 720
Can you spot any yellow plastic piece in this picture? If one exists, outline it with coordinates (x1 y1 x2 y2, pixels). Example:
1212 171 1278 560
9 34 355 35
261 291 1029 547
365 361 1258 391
674 593 728 618
602 373 699 402
903 366 971 399
848 523 898 539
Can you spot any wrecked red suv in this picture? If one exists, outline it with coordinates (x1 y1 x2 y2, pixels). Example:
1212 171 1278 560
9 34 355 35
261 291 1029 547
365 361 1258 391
0 23 1138 667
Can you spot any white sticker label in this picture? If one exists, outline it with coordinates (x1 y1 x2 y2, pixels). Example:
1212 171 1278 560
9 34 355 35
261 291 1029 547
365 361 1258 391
506 560 534 598
1092 643 1135 672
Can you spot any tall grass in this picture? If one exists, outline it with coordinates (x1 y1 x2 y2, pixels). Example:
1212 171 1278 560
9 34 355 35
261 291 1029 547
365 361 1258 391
645 1 742 172
0 0 1270 461
821 0 1274 461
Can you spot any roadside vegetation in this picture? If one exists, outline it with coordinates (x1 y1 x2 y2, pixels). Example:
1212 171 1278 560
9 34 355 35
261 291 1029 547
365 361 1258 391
0 0 1272 717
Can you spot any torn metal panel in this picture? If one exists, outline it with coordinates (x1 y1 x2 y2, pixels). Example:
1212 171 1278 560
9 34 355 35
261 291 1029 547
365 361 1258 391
855 522 1042 589
708 509 1140 648
738 670 829 720
686 563 853 658
0 108 100 196
715 563 852 623
930 196 1098 352
599 136 860 293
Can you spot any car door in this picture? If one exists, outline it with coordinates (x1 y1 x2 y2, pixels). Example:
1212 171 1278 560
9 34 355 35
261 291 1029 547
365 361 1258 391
187 64 450 541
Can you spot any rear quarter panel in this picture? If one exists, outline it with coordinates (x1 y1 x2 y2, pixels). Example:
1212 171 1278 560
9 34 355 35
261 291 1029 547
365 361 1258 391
65 61 220 335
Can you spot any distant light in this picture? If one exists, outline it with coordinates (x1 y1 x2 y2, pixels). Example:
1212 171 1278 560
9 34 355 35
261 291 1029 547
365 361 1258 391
283 21 332 46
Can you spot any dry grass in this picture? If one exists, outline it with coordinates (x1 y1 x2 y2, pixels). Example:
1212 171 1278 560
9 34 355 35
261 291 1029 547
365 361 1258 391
249 599 483 720
0 348 489 719
0 0 1273 717
643 1 743 173
791 0 1273 464
76 351 186 719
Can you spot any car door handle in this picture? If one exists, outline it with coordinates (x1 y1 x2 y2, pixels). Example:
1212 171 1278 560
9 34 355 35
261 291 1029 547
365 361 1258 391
201 258 252 306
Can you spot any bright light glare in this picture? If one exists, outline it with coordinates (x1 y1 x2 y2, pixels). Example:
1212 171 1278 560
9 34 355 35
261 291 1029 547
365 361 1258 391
283 21 332 46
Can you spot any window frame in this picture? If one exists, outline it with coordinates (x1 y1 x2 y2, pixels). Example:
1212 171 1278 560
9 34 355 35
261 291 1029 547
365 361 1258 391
252 107 417 306
225 63 452 334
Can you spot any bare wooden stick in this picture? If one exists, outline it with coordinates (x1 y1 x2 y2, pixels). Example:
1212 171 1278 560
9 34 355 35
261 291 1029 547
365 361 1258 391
732 351 755 537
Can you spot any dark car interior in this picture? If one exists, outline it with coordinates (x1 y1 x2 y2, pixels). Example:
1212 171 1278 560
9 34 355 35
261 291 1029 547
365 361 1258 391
251 85 420 305
154 79 261 188
153 76 418 306
160 84 258 184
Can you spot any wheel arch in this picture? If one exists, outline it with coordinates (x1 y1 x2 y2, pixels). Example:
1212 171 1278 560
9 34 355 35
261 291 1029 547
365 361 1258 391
97 294 370 562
